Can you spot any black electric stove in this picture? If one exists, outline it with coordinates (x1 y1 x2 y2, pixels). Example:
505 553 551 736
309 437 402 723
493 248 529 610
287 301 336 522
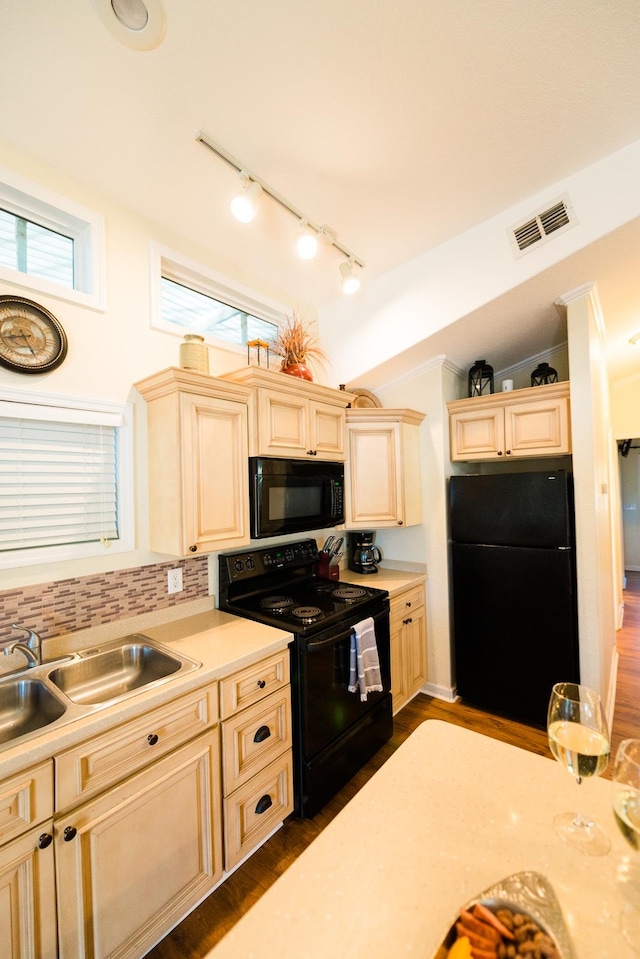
218 539 393 817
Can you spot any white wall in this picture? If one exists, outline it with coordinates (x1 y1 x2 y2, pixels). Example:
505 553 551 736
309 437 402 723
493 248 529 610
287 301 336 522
319 138 640 385
0 141 306 590
562 285 618 708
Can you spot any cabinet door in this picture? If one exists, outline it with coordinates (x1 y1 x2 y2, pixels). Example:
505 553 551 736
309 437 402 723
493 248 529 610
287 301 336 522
402 603 427 700
255 388 309 456
56 731 223 959
504 396 570 456
181 392 249 552
0 822 57 959
309 401 346 460
390 586 427 715
346 424 403 526
449 406 504 461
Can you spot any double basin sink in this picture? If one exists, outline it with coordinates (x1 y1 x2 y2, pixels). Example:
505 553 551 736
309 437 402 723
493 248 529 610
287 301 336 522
0 635 200 752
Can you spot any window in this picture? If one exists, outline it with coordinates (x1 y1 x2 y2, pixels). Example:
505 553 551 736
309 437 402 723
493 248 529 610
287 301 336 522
0 165 106 311
151 243 284 352
0 393 133 569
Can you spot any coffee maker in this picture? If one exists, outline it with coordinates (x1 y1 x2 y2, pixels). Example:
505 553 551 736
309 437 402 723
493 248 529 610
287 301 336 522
348 531 382 574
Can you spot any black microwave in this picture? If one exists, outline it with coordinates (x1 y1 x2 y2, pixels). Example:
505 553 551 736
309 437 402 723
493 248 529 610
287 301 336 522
249 457 344 539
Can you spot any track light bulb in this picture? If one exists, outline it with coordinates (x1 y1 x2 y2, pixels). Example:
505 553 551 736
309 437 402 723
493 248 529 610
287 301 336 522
296 223 318 259
340 261 360 295
230 178 262 223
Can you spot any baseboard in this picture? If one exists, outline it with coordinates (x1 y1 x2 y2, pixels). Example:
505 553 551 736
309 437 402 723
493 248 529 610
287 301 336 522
421 681 458 704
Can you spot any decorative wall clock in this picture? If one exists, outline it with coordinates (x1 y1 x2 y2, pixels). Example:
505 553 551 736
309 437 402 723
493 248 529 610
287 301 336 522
0 295 68 373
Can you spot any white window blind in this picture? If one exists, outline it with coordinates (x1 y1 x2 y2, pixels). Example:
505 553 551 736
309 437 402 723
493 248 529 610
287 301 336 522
0 401 124 557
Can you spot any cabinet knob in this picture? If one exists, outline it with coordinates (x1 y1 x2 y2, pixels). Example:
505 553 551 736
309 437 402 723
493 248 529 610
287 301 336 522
147 733 159 746
405 601 412 608
189 545 198 552
63 826 77 842
306 450 317 456
253 724 271 743
397 520 403 525
38 833 53 849
255 794 273 815
506 450 511 455
403 617 413 625
498 451 503 456
257 679 266 689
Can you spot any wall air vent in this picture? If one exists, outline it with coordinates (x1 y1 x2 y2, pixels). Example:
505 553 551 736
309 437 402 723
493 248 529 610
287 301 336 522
509 194 576 258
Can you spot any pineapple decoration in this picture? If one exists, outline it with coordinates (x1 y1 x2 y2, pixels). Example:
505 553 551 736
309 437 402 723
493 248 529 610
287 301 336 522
270 311 328 382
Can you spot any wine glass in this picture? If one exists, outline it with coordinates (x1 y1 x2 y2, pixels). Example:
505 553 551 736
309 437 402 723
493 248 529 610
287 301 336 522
613 739 640 953
547 681 611 855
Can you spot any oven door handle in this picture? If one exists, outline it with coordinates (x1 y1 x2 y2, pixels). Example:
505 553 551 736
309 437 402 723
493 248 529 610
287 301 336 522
306 628 354 651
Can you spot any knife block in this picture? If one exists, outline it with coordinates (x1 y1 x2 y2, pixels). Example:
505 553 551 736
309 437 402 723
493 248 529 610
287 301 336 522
317 551 340 580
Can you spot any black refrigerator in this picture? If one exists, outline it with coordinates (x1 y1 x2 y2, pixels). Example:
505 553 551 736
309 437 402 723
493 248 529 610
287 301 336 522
449 470 580 729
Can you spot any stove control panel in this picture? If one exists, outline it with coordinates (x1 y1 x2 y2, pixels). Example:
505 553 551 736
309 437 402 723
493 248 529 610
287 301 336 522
221 539 319 582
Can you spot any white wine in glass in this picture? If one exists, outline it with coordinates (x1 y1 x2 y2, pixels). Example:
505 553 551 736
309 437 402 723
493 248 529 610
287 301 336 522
613 739 640 954
547 681 611 855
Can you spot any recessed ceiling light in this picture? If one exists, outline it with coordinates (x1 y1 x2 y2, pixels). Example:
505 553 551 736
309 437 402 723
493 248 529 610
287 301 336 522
92 0 166 50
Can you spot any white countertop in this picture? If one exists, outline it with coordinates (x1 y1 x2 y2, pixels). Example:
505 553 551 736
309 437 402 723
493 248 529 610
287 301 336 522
205 720 636 959
0 607 292 779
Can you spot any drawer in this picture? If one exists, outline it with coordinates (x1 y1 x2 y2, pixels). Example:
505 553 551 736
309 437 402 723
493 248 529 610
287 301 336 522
224 751 293 871
222 687 292 795
0 760 54 845
56 683 218 810
390 584 425 626
220 650 290 719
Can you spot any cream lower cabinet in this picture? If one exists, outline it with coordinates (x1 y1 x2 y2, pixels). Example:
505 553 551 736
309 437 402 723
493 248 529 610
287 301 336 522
222 366 353 460
54 683 222 959
390 583 427 714
447 381 571 462
345 408 425 528
56 731 221 959
135 367 251 556
220 651 294 870
0 761 57 959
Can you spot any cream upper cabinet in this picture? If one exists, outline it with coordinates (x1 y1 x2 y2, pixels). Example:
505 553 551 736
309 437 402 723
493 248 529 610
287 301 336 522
223 367 354 460
390 583 427 715
135 368 251 555
447 381 571 462
345 408 425 528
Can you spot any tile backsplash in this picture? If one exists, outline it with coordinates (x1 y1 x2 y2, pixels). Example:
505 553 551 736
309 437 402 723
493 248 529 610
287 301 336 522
0 557 209 643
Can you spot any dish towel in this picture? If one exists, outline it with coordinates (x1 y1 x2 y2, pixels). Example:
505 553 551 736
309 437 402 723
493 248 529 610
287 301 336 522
348 617 383 701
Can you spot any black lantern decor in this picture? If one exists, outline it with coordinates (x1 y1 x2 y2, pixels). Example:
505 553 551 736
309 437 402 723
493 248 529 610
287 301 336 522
468 359 494 397
530 362 558 387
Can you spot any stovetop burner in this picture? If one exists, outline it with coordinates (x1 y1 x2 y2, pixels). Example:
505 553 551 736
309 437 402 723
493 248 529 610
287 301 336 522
291 605 322 623
332 586 367 602
260 595 294 613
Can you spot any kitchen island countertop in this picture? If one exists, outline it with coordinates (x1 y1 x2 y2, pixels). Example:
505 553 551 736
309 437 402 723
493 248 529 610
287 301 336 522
204 719 635 959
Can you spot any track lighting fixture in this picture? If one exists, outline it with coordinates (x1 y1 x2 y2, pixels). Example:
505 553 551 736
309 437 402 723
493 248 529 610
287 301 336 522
340 260 360 295
196 132 365 294
230 176 263 224
296 223 319 260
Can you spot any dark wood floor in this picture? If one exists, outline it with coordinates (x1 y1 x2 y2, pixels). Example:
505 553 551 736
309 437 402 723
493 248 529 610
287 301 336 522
148 571 640 959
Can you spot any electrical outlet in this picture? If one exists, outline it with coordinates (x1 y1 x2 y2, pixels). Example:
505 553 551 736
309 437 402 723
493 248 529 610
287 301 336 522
167 568 183 594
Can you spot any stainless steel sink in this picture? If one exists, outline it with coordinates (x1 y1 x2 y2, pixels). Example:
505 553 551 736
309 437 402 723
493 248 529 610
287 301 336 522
48 641 188 706
0 678 67 746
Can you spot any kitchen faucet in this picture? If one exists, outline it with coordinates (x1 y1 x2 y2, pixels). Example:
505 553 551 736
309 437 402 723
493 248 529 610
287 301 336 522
2 624 42 667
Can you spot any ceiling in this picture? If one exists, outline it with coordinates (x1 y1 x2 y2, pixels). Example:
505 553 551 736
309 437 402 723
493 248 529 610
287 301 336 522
1 0 640 381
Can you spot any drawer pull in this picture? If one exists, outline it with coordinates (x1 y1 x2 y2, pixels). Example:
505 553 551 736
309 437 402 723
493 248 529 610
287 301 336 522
38 833 53 850
253 724 271 743
63 826 77 842
147 733 159 746
403 617 413 625
405 601 412 608
257 679 266 689
255 794 273 815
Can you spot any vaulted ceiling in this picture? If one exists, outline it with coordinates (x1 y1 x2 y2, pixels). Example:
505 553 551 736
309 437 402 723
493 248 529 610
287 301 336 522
2 1 640 381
